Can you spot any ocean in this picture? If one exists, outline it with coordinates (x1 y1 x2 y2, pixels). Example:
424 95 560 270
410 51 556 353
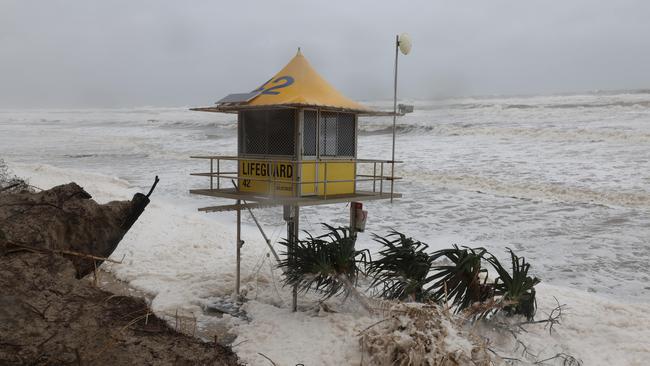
3 91 649 301
2 91 650 364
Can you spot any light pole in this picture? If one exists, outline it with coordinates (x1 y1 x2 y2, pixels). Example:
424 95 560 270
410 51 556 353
390 33 412 203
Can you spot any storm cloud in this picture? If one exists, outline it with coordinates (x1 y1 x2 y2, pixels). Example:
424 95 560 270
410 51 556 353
1 0 649 107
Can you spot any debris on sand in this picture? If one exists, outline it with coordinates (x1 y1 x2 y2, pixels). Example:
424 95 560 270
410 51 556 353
360 302 493 366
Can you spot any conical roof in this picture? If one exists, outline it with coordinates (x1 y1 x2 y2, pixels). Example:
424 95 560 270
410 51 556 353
195 50 381 115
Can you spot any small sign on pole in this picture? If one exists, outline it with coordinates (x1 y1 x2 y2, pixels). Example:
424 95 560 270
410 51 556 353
350 202 368 234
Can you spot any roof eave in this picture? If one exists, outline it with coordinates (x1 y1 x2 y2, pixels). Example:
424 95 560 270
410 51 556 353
190 104 398 116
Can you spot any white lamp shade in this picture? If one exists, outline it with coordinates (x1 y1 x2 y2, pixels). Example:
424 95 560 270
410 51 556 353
398 33 412 55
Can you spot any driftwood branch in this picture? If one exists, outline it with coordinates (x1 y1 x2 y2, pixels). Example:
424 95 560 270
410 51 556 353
146 176 160 198
487 299 582 365
0 182 21 192
7 242 124 264
357 317 393 336
257 352 278 366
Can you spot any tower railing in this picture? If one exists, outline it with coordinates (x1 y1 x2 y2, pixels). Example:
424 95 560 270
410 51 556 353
189 155 401 204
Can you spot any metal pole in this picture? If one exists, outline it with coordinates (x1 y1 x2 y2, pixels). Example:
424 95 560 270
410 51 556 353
350 202 357 239
231 179 280 264
210 158 214 190
373 162 377 193
292 205 299 311
390 34 399 203
236 199 241 297
380 162 384 194
323 162 328 198
285 205 299 312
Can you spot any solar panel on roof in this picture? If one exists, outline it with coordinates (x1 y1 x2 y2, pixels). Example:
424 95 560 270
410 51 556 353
216 91 262 105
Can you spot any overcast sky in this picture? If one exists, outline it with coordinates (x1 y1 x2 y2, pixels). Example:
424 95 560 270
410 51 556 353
1 1 649 108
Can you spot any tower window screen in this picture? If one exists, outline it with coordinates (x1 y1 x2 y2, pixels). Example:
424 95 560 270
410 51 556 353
319 111 355 157
303 110 317 156
320 112 338 156
239 109 295 156
337 113 355 156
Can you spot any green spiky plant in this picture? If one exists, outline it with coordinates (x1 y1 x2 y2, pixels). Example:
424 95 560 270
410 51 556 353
485 249 541 320
366 231 434 301
425 245 494 313
277 224 370 299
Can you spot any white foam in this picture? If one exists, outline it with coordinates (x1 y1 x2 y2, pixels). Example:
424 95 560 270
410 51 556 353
11 162 133 202
507 284 650 365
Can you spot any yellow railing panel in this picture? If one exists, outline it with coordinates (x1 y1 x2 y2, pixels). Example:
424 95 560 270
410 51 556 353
301 161 355 196
239 160 295 196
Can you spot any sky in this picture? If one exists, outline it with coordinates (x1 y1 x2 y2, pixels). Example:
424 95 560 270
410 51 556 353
1 0 649 108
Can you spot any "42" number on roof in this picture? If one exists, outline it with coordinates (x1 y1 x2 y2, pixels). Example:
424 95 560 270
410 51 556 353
252 76 294 95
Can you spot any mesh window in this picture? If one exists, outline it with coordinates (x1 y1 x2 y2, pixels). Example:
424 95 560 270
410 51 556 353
242 110 267 155
320 111 338 156
303 110 317 156
238 112 243 153
268 109 295 156
337 113 355 156
240 109 295 156
319 111 355 157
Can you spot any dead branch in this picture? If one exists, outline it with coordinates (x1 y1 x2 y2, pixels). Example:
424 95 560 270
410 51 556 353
6 242 124 264
0 182 21 192
509 298 565 335
120 312 152 332
534 353 582 365
146 175 160 198
257 352 278 366
357 317 394 336
485 299 581 366
231 339 249 348
460 298 516 322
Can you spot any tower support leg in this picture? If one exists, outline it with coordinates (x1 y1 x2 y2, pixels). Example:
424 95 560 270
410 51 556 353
284 205 299 312
350 202 358 240
236 199 241 297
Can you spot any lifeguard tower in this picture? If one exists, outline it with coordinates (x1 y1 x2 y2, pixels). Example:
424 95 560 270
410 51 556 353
190 49 402 309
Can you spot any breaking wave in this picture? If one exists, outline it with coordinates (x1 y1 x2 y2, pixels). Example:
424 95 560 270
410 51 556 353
63 153 149 159
413 100 650 111
359 123 650 143
156 120 236 129
359 124 435 135
408 171 650 208
504 100 650 109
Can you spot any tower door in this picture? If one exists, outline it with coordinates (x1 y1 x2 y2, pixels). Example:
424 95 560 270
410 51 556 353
301 110 318 195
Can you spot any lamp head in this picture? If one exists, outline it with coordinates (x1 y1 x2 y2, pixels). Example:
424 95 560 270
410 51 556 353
398 33 412 55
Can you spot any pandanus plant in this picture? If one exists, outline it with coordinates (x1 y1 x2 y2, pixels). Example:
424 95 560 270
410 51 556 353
426 245 494 312
369 231 540 319
485 249 541 320
277 224 370 299
280 226 540 319
366 231 434 301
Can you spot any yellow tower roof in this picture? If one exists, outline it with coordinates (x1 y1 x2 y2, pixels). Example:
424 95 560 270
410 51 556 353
194 50 383 115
